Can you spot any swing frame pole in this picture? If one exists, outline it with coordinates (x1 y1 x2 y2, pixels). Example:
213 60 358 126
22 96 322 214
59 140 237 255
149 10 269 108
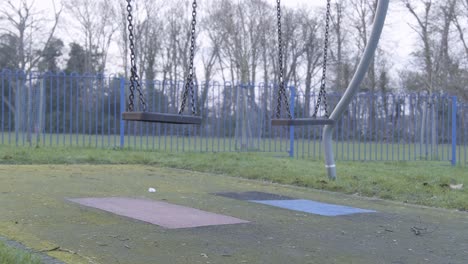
323 0 390 180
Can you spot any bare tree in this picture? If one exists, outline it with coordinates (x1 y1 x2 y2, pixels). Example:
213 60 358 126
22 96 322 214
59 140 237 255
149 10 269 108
160 8 180 82
134 0 164 83
451 0 468 100
453 0 468 60
117 1 130 79
403 0 459 157
206 0 268 150
348 0 383 143
0 0 62 72
65 0 118 73
403 0 435 93
0 0 62 143
435 0 457 92
200 7 226 120
281 9 307 88
159 0 199 110
349 0 380 92
210 0 270 84
329 0 351 92
299 10 322 117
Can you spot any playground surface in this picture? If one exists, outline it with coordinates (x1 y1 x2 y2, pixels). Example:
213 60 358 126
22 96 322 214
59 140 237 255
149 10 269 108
0 165 467 264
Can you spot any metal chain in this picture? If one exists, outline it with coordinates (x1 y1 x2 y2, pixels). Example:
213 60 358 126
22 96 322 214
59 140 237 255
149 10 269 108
179 0 198 115
189 67 197 114
275 0 292 119
126 0 147 112
313 0 331 118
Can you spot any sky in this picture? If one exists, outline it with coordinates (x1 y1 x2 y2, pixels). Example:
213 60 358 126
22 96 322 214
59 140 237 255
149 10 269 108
25 0 415 77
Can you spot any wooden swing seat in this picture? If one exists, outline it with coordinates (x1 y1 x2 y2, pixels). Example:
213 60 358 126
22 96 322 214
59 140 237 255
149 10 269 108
271 118 335 126
122 112 202 125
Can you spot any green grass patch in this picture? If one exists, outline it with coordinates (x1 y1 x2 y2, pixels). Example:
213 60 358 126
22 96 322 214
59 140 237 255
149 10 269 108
3 132 466 163
0 145 467 211
0 240 42 264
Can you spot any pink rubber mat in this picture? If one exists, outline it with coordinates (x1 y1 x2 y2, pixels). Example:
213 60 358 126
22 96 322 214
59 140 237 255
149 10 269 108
68 197 249 229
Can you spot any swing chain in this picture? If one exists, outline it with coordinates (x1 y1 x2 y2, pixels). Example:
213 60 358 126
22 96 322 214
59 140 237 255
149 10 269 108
179 0 198 115
313 0 331 118
275 0 292 119
126 0 147 112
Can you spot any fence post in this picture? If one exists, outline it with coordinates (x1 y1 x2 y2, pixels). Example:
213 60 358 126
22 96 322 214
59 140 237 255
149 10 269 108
289 86 295 158
120 78 126 149
451 96 457 166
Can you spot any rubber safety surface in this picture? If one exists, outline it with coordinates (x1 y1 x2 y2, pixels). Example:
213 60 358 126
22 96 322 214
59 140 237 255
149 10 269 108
69 197 249 229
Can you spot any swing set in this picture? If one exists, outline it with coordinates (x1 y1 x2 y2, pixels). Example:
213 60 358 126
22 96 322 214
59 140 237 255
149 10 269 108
121 0 390 179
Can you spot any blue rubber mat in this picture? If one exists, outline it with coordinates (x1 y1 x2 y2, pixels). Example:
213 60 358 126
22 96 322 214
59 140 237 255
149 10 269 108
215 191 294 201
250 199 376 216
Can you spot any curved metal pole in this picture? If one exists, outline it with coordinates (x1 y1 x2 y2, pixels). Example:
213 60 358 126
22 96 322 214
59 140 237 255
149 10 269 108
323 0 390 180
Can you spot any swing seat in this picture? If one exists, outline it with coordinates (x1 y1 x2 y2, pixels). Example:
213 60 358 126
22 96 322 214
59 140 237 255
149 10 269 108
271 118 335 126
122 112 202 125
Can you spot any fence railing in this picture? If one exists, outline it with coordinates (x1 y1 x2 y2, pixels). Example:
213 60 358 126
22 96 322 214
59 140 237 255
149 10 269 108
1 70 466 165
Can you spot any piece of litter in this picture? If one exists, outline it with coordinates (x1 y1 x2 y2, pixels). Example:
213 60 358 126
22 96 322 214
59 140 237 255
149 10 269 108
411 226 427 236
449 184 463 190
148 188 156 193
201 253 208 258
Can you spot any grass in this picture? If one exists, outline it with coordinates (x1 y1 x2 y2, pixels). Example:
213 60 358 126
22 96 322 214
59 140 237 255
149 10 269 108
0 144 467 211
0 240 42 264
2 132 466 163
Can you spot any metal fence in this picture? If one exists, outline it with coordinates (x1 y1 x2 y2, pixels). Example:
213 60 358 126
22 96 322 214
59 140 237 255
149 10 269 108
1 70 466 165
